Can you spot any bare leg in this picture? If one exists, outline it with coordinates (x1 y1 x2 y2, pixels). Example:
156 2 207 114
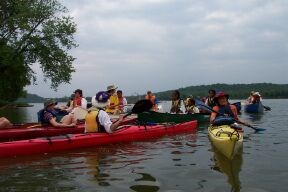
60 114 76 125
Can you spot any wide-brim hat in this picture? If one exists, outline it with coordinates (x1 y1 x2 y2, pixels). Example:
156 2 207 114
107 85 118 91
44 99 58 108
253 92 261 96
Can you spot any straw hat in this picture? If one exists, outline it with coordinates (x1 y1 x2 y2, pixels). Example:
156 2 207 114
107 85 118 92
44 99 58 108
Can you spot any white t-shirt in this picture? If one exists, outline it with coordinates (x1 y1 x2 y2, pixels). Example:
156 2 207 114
81 98 88 109
91 96 96 107
98 110 113 133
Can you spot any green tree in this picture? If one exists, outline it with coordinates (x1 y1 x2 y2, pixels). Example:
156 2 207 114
0 0 77 101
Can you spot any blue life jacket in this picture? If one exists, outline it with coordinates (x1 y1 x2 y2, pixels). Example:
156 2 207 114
216 105 236 119
213 105 236 126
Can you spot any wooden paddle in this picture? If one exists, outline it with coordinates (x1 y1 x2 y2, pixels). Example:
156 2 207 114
195 99 266 132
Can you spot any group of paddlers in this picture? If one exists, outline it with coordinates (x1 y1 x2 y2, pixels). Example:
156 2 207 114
0 87 263 129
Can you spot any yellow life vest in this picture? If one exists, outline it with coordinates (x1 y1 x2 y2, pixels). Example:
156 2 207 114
85 109 100 133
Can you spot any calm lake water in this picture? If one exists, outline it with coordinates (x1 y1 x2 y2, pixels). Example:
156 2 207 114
0 99 287 192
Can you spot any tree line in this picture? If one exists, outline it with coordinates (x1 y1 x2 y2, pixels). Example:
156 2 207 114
9 83 288 105
127 83 288 103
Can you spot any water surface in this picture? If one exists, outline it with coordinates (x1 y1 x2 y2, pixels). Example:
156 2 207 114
0 99 287 191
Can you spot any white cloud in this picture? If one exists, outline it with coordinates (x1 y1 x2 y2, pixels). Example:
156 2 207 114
28 0 288 97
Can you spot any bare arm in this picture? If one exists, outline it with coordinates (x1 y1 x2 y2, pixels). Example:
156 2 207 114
110 115 124 132
210 106 218 124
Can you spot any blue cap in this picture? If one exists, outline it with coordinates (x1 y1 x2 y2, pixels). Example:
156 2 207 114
96 91 110 103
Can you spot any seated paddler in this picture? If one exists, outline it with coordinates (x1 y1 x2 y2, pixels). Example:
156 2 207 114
38 99 76 127
85 91 124 133
210 91 245 126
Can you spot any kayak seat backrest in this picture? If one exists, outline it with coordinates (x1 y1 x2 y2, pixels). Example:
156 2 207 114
213 116 235 126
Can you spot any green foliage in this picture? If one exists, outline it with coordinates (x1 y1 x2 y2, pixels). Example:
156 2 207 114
0 0 77 101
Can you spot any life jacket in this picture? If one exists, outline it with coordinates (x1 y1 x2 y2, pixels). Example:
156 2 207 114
85 108 106 133
171 100 182 113
207 97 216 107
186 105 196 114
106 95 119 114
37 109 58 124
215 105 236 119
75 97 82 106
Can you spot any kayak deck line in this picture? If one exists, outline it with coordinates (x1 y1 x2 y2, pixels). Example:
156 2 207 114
0 120 198 158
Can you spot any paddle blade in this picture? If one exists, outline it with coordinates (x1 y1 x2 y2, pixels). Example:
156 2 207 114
264 106 271 111
245 124 266 132
131 99 153 114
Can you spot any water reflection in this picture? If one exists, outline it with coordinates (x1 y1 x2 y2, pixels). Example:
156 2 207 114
0 107 30 123
211 148 243 192
244 113 264 122
130 172 160 192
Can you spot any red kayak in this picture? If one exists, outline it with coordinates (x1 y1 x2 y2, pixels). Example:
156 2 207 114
0 120 197 158
0 117 137 142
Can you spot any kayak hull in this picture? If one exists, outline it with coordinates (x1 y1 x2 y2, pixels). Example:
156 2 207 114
208 125 243 159
138 111 209 124
0 116 137 142
244 102 264 113
0 120 197 158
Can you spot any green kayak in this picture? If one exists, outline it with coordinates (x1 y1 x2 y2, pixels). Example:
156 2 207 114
137 111 210 124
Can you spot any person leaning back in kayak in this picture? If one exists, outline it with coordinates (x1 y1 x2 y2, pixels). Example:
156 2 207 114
38 99 76 127
210 92 245 125
85 91 124 133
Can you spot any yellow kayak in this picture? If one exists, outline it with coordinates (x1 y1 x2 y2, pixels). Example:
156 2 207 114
208 125 243 159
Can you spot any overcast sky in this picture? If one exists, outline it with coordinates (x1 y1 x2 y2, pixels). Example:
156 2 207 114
26 0 288 98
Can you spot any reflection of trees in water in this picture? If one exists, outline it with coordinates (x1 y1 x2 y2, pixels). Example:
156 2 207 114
130 172 160 192
242 113 264 123
211 148 243 192
0 107 29 123
84 144 162 191
0 155 82 191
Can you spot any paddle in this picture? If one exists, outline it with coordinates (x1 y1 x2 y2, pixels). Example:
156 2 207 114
123 99 153 118
195 99 266 132
263 105 271 111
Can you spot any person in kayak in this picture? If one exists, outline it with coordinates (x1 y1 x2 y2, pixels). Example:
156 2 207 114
38 99 76 127
85 91 124 133
205 89 216 108
246 91 255 103
145 90 158 111
106 85 119 114
170 90 183 114
116 90 127 114
210 92 245 125
185 98 200 114
0 117 12 128
73 89 88 109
